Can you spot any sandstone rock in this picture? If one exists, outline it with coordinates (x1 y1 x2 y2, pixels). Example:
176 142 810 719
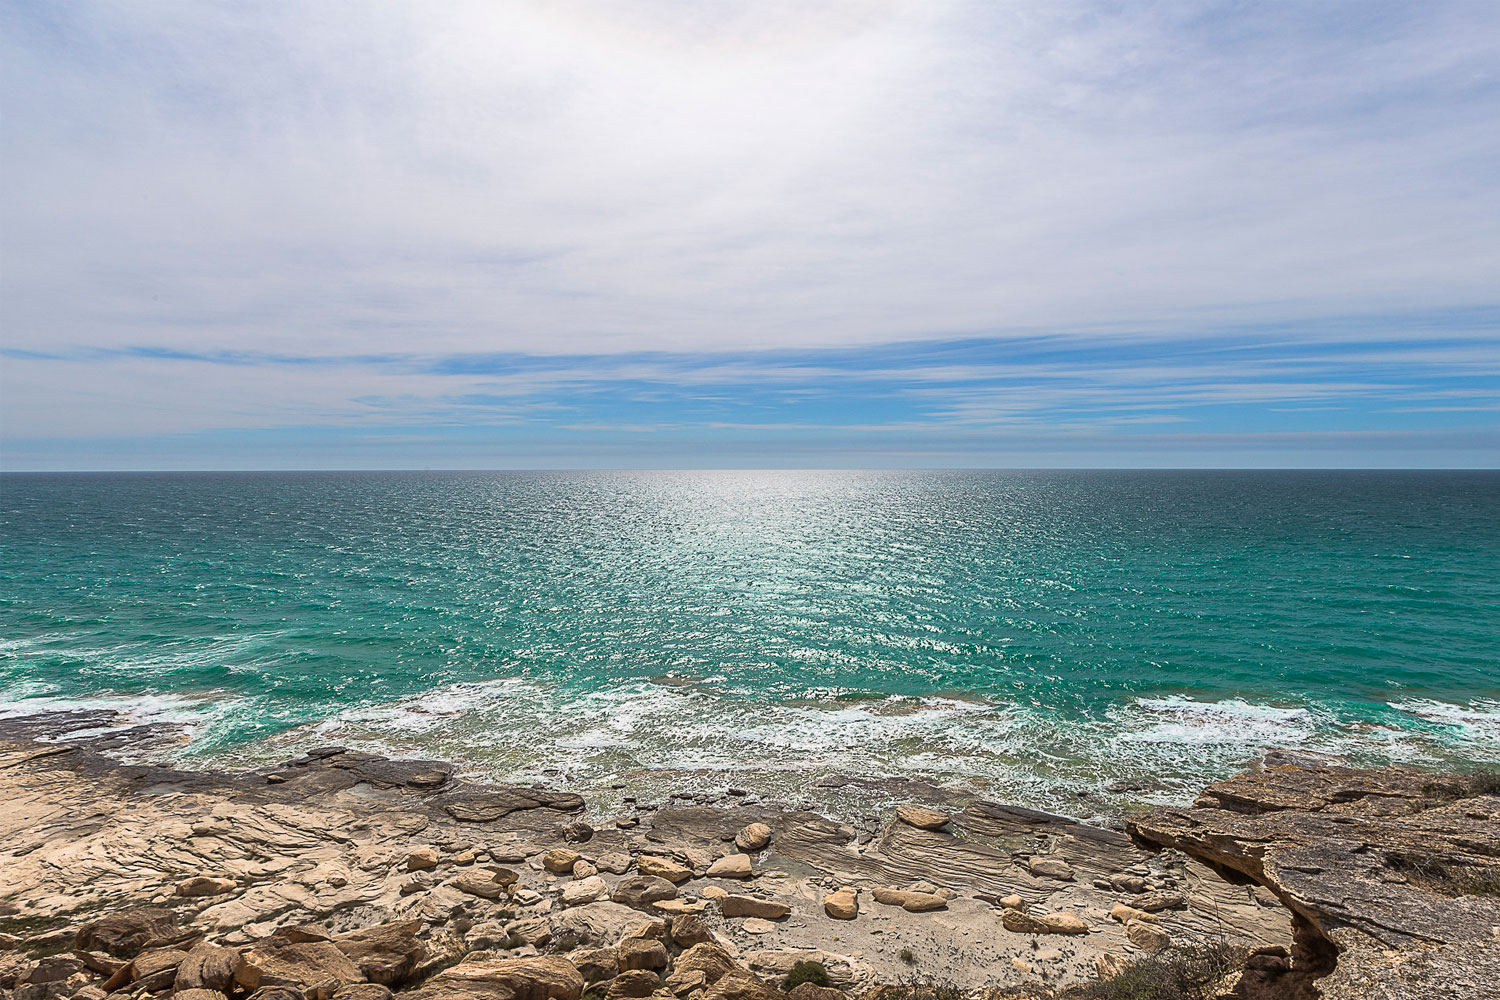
1094 953 1128 978
597 853 633 875
705 855 753 879
1027 857 1075 881
668 943 739 992
735 824 773 852
637 857 692 883
405 956 585 1000
612 876 679 910
407 847 441 871
1109 903 1148 923
543 849 581 873
617 938 669 972
700 886 729 902
281 926 333 943
606 969 660 998
334 987 395 1000
998 894 1024 910
455 874 513 900
553 902 655 947
175 942 239 992
720 896 790 920
1126 919 1170 953
333 921 426 986
562 876 608 906
787 985 844 1000
895 804 949 830
869 888 946 913
176 875 237 897
741 918 775 934
561 821 595 844
233 939 363 997
671 914 713 947
1109 874 1147 894
618 916 669 942
1001 910 1087 935
75 908 178 958
703 970 782 1000
568 947 619 982
572 861 598 879
653 899 708 915
18 956 88 985
1127 891 1185 912
1010 957 1033 974
822 889 857 920
176 990 230 1000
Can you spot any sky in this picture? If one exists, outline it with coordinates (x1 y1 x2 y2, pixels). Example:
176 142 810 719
1 1 1497 470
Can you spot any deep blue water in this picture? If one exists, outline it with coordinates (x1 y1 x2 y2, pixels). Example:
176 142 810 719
2 470 1496 814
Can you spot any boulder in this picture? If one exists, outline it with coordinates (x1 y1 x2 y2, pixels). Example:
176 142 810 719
1094 953 1129 979
176 991 230 1000
553 902 656 947
233 939 364 997
667 943 739 992
997 894 1024 910
332 921 426 985
787 986 844 1000
543 849 581 874
671 913 713 947
822 889 857 920
605 969 659 998
1126 919 1170 953
596 853 633 875
334 987 395 1000
1001 910 1088 935
1027 857 1075 881
75 908 178 958
616 938 668 972
404 957 585 1000
407 847 441 871
705 855 753 879
704 971 784 1000
610 876 678 910
175 942 240 992
572 861 598 879
636 857 692 883
869 888 945 913
895 804 949 831
1127 891 1185 913
720 896 790 920
735 824 773 852
1108 904 1153 924
176 876 237 897
561 876 608 906
560 821 595 844
455 874 513 900
567 946 618 982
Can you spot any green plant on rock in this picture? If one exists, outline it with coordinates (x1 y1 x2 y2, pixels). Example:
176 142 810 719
784 961 832 991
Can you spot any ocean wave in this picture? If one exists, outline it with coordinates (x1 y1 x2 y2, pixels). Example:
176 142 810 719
1388 698 1500 735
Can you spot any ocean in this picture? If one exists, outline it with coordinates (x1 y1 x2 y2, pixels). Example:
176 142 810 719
2 469 1496 818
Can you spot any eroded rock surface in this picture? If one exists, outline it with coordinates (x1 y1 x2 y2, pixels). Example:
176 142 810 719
1128 750 1500 999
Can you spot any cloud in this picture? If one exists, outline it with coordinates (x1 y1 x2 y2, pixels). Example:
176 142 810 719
1 1 1497 467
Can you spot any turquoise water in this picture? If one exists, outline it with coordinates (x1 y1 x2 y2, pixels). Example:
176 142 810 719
2 470 1497 815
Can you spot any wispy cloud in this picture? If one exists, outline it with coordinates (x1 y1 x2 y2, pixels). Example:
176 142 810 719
1 1 1497 467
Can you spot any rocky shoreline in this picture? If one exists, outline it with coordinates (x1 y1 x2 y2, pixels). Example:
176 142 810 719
2 711 1496 999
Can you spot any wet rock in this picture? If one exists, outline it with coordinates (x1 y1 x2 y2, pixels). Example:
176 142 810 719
895 804 950 831
441 788 585 823
735 824 773 852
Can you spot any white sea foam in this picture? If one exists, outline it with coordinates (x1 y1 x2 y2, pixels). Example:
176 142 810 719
1126 696 1316 745
1389 698 1500 736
